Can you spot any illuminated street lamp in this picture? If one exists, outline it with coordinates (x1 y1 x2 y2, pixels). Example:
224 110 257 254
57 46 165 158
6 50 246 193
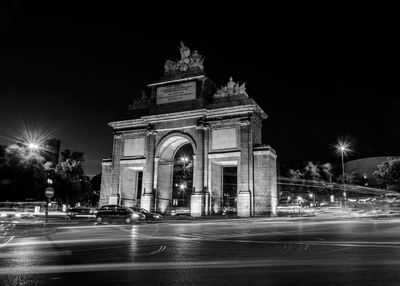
28 143 39 150
309 193 316 206
180 156 189 169
336 141 350 207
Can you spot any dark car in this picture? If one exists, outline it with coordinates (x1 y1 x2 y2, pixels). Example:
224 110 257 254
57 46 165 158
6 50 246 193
95 205 145 224
66 207 96 220
129 207 163 221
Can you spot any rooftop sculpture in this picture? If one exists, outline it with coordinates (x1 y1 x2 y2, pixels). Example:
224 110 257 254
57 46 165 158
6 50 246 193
214 77 248 98
128 90 149 110
164 42 205 73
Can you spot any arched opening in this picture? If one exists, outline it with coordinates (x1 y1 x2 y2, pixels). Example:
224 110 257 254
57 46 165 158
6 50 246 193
172 143 194 210
155 133 196 214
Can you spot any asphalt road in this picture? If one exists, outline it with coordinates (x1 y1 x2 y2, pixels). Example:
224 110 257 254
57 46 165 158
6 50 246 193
1 217 400 285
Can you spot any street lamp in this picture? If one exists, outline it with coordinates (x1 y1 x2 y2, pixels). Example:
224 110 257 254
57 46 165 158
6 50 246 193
27 142 40 155
337 142 350 207
180 156 189 169
179 183 186 205
309 193 316 206
28 143 39 150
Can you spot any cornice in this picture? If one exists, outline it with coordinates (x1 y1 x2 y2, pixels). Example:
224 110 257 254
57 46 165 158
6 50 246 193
108 104 267 130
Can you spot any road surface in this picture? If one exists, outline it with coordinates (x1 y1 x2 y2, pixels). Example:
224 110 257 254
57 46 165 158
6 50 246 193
1 217 400 285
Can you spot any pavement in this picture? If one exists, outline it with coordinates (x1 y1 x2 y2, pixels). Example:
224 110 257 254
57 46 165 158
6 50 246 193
2 215 400 285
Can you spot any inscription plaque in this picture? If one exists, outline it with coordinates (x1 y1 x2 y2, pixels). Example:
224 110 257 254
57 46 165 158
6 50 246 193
156 81 196 105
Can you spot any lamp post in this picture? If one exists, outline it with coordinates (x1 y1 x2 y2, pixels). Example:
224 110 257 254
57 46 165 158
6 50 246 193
309 193 316 206
27 142 39 155
180 156 189 170
337 143 349 207
179 183 186 206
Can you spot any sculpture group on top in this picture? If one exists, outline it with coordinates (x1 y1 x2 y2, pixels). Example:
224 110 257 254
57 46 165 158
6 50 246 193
128 90 149 110
164 42 205 73
214 77 248 99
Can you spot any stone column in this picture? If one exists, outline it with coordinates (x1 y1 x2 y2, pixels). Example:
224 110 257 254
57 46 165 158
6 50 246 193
153 157 159 212
237 119 251 217
203 125 210 215
141 125 156 212
191 119 206 217
99 159 112 206
253 146 278 216
109 133 124 205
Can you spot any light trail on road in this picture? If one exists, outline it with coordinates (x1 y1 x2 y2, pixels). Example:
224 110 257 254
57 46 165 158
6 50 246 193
1 257 400 275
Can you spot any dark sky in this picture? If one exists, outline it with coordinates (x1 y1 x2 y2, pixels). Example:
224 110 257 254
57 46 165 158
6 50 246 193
1 2 399 176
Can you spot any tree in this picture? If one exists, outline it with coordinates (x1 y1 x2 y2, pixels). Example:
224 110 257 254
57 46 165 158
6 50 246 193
318 163 333 182
373 157 400 191
79 173 101 207
0 144 48 201
54 149 86 205
303 161 321 181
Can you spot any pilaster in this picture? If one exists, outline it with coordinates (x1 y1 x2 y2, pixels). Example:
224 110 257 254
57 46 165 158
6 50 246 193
110 133 124 204
141 124 157 211
238 118 252 217
191 117 208 217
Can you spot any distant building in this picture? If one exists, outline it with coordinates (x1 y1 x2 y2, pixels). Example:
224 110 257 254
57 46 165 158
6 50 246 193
42 138 61 166
344 156 397 187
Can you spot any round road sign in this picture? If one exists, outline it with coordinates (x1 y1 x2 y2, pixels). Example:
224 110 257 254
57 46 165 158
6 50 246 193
44 187 55 198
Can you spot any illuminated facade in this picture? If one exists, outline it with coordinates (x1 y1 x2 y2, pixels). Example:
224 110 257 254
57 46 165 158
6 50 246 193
99 43 277 217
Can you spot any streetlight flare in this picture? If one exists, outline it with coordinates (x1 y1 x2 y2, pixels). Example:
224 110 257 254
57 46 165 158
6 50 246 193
180 156 189 163
334 139 352 156
28 142 40 150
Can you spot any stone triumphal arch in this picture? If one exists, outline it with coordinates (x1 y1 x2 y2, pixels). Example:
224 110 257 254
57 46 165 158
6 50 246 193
99 42 277 217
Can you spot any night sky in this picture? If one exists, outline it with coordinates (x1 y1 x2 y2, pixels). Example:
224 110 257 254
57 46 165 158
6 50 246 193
1 2 399 176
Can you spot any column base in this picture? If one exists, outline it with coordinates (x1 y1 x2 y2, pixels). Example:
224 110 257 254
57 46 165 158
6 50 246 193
141 193 154 212
191 193 205 217
108 194 119 205
237 191 251 217
270 196 278 217
204 192 210 216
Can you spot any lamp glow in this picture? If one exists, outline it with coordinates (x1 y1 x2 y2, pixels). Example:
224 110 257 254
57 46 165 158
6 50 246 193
28 143 39 150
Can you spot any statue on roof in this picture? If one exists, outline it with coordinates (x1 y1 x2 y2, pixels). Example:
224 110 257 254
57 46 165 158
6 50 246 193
179 41 191 60
214 77 248 99
128 90 149 110
164 42 204 74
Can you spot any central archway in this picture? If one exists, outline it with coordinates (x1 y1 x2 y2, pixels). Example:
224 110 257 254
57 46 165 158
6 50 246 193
155 133 196 214
172 143 193 211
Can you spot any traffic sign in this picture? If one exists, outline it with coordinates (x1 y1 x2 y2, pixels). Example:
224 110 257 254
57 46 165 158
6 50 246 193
44 187 55 198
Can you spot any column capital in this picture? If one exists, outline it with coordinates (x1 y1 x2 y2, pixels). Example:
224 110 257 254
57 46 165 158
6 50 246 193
145 123 157 136
239 118 251 126
196 116 210 130
113 133 124 139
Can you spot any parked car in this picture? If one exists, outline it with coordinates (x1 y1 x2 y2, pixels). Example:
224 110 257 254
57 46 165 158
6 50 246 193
66 206 96 220
129 207 163 221
95 205 145 224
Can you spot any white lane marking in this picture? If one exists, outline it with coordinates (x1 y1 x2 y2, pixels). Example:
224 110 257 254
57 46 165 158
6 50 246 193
0 236 14 248
145 245 167 256
197 238 400 248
